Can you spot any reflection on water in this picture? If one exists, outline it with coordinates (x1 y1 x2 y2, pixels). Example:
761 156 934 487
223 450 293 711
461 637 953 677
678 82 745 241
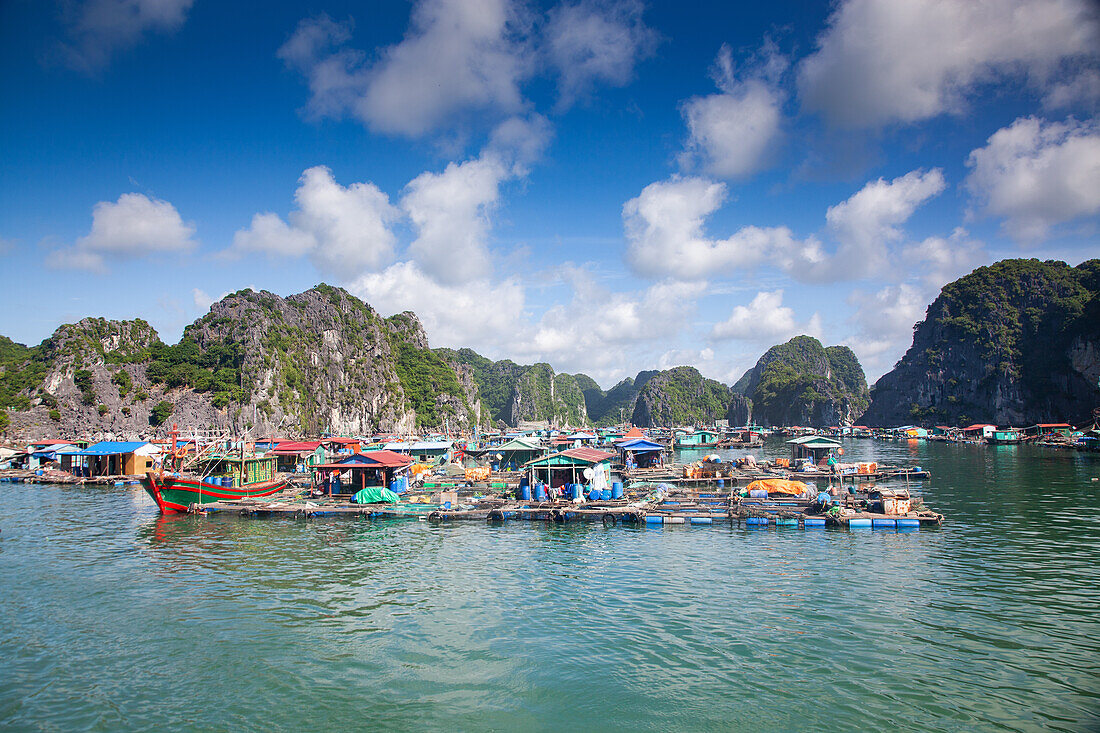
2 441 1099 731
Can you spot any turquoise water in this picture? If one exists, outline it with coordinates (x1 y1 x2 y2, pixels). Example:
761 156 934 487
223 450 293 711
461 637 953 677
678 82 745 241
2 440 1099 731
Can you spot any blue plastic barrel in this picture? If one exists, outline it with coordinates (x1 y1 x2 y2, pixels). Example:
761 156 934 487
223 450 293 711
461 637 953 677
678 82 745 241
746 517 769 525
690 517 713 524
804 517 826 527
534 483 547 501
571 484 582 500
872 518 896 528
390 477 407 494
611 481 623 499
520 485 532 501
749 489 768 498
848 518 872 528
896 518 920 528
645 515 664 524
777 518 798 526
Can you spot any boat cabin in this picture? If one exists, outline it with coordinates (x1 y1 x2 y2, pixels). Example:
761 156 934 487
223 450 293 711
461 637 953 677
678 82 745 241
198 454 277 486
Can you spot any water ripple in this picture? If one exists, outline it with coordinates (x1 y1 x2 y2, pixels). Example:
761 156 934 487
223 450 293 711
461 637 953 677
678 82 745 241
2 443 1100 731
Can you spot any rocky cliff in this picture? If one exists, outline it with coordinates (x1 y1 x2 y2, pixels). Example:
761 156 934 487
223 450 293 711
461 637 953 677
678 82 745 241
861 258 1100 426
734 336 870 427
435 348 589 427
0 285 482 438
630 366 736 427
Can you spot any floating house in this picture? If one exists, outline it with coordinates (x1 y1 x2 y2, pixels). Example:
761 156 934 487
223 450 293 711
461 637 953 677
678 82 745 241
961 424 996 440
486 437 547 470
34 442 82 471
674 429 720 449
271 441 325 473
524 447 614 491
786 434 842 463
310 450 412 496
616 438 665 468
987 428 1023 444
382 440 452 463
1023 423 1074 438
71 441 161 477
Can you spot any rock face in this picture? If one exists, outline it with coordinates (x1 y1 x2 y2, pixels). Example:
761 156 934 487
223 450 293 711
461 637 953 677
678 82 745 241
735 336 870 427
631 366 736 427
861 258 1100 426
3 284 817 437
0 286 482 438
435 349 589 427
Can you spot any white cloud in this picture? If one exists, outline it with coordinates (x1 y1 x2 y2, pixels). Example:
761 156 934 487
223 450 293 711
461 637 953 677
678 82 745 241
516 268 702 382
276 15 366 120
797 0 1100 128
232 212 316 258
826 168 946 277
901 228 987 290
964 116 1100 242
350 261 526 350
47 192 197 272
710 290 822 342
402 157 505 285
545 0 657 107
57 0 193 73
280 0 529 138
623 176 824 281
679 42 786 178
230 166 400 279
846 283 930 379
192 288 230 311
400 115 550 285
1043 69 1100 112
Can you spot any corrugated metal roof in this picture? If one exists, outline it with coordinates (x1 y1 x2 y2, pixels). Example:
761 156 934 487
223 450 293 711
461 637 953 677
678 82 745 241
313 450 412 470
617 438 663 451
786 435 841 447
272 441 322 454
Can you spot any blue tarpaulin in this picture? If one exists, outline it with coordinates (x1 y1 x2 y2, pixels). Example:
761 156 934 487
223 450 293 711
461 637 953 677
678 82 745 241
72 441 149 457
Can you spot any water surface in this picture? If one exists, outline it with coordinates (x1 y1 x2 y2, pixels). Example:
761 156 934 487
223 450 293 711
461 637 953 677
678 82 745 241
2 440 1099 731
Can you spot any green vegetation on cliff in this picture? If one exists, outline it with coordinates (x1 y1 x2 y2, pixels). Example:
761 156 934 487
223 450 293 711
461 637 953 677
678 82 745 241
863 258 1100 426
145 337 246 409
0 336 48 411
632 367 733 426
740 336 869 427
391 341 469 428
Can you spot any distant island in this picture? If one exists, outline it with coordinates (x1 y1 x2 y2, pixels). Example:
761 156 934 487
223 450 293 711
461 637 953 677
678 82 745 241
0 258 1097 438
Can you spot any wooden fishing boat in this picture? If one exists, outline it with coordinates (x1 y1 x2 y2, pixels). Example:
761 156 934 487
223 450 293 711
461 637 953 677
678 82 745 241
143 470 288 514
141 427 289 513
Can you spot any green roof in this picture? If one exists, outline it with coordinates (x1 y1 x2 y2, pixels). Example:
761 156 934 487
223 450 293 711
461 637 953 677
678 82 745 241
786 435 841 448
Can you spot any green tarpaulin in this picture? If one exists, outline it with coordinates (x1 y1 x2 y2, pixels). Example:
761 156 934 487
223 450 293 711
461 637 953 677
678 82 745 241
352 487 400 504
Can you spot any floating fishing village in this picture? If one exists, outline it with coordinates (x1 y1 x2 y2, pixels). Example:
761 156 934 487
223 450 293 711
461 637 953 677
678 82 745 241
5 419 1093 532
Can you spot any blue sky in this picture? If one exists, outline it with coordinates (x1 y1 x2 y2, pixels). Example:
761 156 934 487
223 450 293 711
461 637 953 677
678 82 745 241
2 0 1098 387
